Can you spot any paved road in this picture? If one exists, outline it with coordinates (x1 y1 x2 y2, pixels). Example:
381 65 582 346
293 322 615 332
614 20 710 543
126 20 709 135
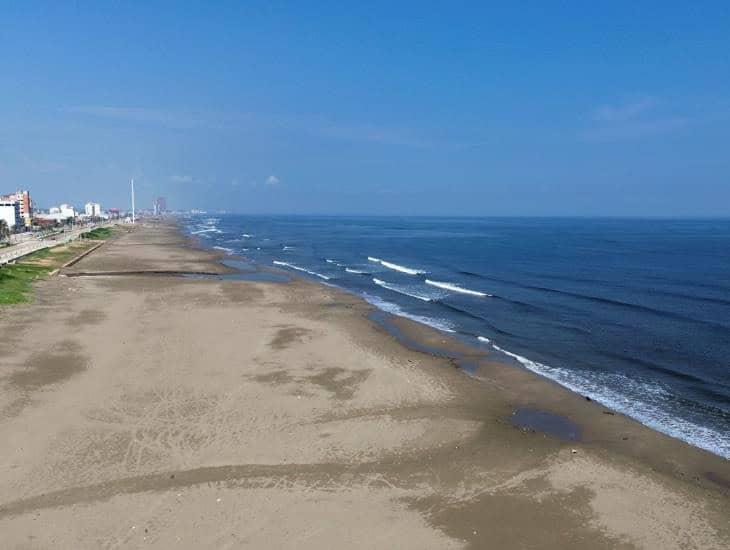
0 223 115 266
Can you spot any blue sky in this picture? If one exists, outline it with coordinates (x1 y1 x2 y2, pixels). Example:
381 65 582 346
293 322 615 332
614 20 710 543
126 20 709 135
1 1 729 215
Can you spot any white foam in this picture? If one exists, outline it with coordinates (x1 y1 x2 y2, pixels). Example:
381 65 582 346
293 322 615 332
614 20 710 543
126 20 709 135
191 228 222 235
368 257 426 275
242 234 253 238
426 279 491 297
477 336 491 344
283 246 295 250
373 278 432 302
362 292 456 333
273 260 331 280
213 246 234 255
325 259 336 264
489 344 730 459
345 268 367 274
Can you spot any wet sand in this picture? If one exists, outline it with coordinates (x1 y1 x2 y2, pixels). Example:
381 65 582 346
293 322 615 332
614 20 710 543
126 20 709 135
0 221 727 549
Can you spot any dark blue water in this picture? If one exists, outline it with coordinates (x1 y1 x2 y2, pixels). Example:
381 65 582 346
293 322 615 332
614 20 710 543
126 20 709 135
185 215 730 458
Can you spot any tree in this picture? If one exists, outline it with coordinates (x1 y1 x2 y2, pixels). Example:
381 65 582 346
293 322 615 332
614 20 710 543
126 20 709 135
0 219 10 243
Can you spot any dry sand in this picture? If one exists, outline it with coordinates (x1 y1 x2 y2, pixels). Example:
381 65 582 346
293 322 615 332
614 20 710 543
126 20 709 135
0 222 727 549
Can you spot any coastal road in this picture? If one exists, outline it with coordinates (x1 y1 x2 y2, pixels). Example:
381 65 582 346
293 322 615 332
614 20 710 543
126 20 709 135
0 223 114 266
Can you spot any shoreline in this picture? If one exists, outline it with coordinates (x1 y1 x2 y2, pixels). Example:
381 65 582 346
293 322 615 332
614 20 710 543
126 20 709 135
185 215 730 462
0 219 727 548
187 221 730 470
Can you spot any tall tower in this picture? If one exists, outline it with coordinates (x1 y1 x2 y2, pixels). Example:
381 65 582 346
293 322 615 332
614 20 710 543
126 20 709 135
131 179 136 223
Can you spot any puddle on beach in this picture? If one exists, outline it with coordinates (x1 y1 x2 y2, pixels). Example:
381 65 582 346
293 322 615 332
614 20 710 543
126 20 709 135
184 259 291 283
510 407 582 441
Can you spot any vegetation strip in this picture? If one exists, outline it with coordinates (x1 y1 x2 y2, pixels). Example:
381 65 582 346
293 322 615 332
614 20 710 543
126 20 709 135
0 228 115 305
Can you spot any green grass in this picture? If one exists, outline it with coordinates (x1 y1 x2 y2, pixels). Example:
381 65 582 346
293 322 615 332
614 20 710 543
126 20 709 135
0 263 52 304
82 227 114 240
1 238 103 305
22 247 53 260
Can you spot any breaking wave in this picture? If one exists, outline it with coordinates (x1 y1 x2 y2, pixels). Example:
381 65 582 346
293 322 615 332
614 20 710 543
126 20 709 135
272 260 331 280
362 292 456 333
367 257 426 275
372 278 434 302
425 279 491 297
489 344 730 459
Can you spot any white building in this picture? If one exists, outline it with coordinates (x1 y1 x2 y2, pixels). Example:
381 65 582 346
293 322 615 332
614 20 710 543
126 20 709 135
59 204 76 219
85 202 102 218
36 204 76 224
0 201 22 230
0 190 32 228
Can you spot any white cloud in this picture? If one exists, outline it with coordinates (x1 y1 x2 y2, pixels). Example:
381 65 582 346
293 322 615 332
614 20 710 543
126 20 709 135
266 175 280 186
64 105 452 148
592 96 657 123
582 117 690 141
583 95 693 141
64 105 203 129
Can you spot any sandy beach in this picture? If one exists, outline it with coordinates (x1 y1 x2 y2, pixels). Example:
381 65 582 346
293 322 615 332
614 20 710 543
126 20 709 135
0 221 728 549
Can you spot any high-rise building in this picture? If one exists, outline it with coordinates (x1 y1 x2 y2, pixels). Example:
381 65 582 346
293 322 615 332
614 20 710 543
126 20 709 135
85 202 102 218
153 196 167 215
0 201 22 230
0 190 32 227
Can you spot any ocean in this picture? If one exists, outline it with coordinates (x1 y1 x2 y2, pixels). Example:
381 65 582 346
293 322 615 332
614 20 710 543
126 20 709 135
184 215 730 459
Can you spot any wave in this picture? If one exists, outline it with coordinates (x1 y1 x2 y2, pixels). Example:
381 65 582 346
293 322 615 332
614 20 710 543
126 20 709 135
272 260 331 280
477 336 491 344
213 246 234 255
372 278 433 302
470 273 730 332
458 269 485 279
362 292 455 333
601 349 729 389
325 259 336 264
489 344 729 459
368 257 426 275
437 301 516 337
283 246 295 250
529 285 730 332
242 234 253 238
191 228 222 235
425 279 491 297
646 288 730 307
345 268 368 274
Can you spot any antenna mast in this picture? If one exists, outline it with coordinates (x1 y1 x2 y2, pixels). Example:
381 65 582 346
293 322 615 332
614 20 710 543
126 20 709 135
131 179 136 224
